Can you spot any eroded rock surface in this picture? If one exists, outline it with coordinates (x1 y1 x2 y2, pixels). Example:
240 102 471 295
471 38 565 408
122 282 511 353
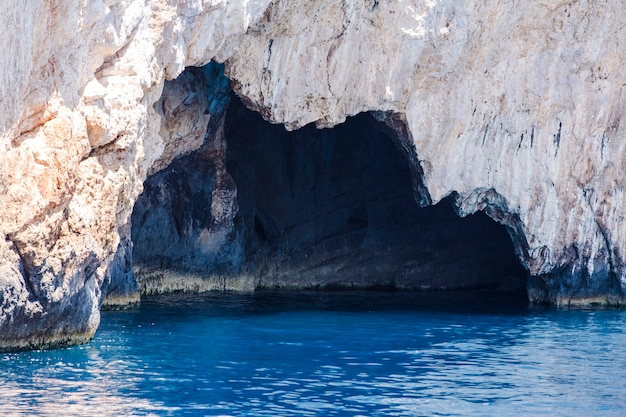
1 0 625 350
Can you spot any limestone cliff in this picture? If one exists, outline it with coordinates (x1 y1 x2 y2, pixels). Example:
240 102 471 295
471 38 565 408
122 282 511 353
0 0 269 350
1 0 625 350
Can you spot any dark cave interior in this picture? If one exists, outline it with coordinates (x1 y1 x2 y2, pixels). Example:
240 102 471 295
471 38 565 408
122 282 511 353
223 97 527 292
129 66 528 296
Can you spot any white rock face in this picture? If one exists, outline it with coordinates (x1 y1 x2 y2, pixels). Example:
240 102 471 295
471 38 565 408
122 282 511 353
0 0 624 349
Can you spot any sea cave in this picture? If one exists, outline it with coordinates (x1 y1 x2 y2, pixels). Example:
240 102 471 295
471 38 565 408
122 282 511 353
115 64 529 301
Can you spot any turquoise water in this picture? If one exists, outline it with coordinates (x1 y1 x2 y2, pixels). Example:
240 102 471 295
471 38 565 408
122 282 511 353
1 291 625 416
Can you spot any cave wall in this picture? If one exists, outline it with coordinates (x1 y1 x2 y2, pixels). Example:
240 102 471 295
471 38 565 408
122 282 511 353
130 89 249 293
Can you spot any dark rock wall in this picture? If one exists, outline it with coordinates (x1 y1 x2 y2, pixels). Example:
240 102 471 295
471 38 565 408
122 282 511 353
130 121 248 293
100 223 139 309
115 63 247 296
225 98 527 291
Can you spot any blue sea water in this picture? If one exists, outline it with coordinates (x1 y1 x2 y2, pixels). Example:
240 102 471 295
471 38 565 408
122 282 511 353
1 291 625 416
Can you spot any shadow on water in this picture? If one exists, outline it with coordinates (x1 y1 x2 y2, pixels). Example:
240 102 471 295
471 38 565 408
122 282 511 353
137 290 532 318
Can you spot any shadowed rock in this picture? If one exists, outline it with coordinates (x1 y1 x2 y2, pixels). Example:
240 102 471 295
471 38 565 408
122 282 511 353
131 94 527 293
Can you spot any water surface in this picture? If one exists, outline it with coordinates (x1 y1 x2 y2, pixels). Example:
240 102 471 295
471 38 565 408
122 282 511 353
1 291 625 416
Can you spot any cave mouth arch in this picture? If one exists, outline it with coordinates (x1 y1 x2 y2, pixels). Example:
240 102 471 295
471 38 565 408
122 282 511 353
128 68 528 298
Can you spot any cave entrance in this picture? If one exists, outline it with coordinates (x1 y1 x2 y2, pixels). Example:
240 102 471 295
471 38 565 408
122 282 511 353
129 69 527 296
222 97 527 293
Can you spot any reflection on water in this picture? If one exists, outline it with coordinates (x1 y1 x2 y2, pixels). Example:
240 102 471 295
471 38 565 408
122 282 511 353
1 291 625 416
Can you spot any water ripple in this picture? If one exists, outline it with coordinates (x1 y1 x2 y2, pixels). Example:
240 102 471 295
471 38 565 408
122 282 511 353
1 292 626 416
